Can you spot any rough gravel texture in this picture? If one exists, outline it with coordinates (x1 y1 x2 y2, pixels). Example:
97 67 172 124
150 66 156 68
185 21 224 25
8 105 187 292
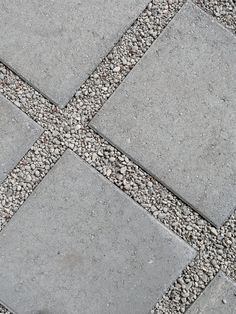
0 0 235 313
195 0 236 33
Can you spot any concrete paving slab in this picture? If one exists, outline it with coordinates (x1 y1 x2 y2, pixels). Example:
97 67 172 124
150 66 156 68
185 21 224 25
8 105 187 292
0 0 149 107
90 1 236 227
186 272 236 314
0 150 195 314
0 94 42 183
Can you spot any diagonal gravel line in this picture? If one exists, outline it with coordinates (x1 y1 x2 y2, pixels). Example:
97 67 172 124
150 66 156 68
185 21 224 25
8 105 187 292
66 126 235 313
1 0 187 127
0 131 66 231
63 0 187 123
194 0 236 33
225 258 236 279
0 63 62 129
67 126 217 248
152 250 227 313
151 211 235 312
63 121 236 313
154 236 235 313
1 0 235 130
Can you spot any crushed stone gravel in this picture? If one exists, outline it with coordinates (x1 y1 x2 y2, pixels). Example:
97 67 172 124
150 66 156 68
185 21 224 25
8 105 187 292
0 0 235 313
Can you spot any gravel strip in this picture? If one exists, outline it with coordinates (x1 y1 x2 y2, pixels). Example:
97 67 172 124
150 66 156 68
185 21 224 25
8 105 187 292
66 126 225 250
0 131 66 231
0 0 235 313
195 0 236 33
153 251 219 313
68 126 236 313
0 64 63 129
0 306 10 314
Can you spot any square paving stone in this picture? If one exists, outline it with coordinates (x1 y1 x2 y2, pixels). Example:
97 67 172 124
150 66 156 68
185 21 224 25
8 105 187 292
0 94 42 183
90 1 236 227
0 0 149 107
186 272 236 314
0 150 195 314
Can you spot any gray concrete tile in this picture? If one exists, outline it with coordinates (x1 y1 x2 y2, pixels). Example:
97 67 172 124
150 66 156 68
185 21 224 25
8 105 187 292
90 1 236 227
0 0 149 107
0 150 195 314
0 94 42 183
186 272 236 314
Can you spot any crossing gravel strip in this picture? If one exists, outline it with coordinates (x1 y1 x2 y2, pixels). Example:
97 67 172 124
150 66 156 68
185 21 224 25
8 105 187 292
66 127 236 313
0 0 235 313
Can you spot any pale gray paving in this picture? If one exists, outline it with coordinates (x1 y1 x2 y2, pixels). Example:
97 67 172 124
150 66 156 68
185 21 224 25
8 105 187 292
90 1 236 227
186 272 236 314
0 150 195 314
0 94 42 184
0 0 149 107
